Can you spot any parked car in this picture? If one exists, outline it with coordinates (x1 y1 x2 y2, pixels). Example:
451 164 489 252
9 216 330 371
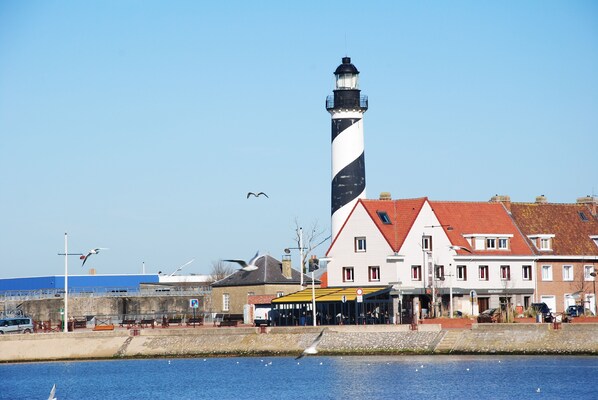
531 302 553 323
477 308 501 323
0 317 34 334
566 305 585 317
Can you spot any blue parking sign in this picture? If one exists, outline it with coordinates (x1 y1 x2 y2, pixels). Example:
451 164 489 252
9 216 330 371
190 299 199 308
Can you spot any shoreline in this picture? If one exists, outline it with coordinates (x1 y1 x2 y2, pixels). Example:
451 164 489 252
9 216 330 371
2 323 598 363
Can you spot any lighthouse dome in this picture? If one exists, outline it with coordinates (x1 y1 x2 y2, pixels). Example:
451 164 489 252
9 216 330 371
334 57 359 75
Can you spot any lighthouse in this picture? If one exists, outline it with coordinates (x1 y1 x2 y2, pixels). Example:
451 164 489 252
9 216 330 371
326 57 368 241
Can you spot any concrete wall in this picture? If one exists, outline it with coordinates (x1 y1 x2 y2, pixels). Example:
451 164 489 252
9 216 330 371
3 295 206 321
1 324 597 363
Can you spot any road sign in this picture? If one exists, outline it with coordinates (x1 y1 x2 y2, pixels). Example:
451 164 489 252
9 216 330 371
470 290 477 299
357 295 363 303
190 299 199 309
341 295 347 303
356 288 363 296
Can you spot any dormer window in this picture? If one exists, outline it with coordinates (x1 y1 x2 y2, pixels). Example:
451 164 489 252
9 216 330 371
528 234 555 251
591 236 598 248
464 234 512 251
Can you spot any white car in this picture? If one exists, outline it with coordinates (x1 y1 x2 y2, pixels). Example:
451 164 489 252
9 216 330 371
0 317 34 334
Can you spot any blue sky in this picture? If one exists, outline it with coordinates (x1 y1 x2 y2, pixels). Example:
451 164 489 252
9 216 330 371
1 1 596 279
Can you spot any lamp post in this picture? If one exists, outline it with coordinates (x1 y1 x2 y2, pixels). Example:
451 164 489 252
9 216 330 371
57 233 83 333
57 233 102 333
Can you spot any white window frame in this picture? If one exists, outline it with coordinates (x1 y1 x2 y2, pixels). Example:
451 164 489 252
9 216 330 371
422 235 432 251
457 265 467 281
542 265 553 281
368 266 380 282
584 265 595 281
500 265 511 281
354 237 366 252
486 238 496 250
498 238 509 250
479 265 489 281
411 265 421 281
563 265 574 281
522 265 532 281
222 293 230 312
343 267 354 282
540 238 552 250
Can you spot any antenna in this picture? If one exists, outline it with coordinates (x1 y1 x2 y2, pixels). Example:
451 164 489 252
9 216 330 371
344 32 348 55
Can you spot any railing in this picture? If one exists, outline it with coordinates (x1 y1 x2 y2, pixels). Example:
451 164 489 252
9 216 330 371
325 94 368 110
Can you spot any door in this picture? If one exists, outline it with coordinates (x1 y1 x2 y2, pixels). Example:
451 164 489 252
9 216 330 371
478 297 490 312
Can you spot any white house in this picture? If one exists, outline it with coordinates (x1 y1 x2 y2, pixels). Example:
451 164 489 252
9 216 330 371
325 195 536 320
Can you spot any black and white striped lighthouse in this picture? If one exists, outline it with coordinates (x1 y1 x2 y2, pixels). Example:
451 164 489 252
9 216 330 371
326 56 368 241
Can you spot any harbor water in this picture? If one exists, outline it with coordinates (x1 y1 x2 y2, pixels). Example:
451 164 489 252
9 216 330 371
1 355 597 399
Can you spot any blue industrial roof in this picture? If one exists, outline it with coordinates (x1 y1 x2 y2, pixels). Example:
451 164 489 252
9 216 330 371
0 274 159 293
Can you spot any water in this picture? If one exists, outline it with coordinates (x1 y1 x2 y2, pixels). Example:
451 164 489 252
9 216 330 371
1 355 597 399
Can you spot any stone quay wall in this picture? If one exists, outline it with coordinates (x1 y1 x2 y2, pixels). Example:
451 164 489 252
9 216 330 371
0 324 597 363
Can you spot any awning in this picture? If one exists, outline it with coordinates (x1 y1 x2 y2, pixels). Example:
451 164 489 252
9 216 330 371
272 286 390 304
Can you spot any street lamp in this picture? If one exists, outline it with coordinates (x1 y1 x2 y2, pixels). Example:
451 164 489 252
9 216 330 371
57 233 82 333
57 233 102 333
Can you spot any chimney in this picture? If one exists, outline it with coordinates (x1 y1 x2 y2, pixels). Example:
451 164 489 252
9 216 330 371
281 255 293 279
490 194 511 212
379 192 392 201
577 195 598 217
88 268 96 275
535 195 547 204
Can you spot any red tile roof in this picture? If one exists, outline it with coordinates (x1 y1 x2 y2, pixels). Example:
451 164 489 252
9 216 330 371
510 203 598 256
360 197 428 252
429 201 533 256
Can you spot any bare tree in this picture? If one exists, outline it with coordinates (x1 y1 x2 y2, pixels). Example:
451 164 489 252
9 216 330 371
209 260 235 283
292 218 330 274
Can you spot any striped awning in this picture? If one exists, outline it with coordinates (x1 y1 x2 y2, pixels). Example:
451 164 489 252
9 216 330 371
271 286 390 304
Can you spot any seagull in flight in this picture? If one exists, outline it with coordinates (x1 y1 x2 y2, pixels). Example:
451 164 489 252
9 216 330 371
295 330 325 360
448 245 473 253
80 248 108 266
247 192 269 199
48 384 57 400
223 251 262 272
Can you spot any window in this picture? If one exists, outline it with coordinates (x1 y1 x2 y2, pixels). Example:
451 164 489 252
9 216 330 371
522 265 532 281
411 265 421 281
422 235 432 251
540 238 552 250
457 265 467 281
343 267 354 282
223 293 230 312
563 265 573 281
585 265 596 281
435 265 445 280
368 266 380 282
486 238 496 249
376 211 391 224
500 265 511 281
579 211 589 222
355 237 366 252
247 291 255 297
498 238 509 250
542 265 553 281
474 238 485 250
276 291 284 298
479 265 489 281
